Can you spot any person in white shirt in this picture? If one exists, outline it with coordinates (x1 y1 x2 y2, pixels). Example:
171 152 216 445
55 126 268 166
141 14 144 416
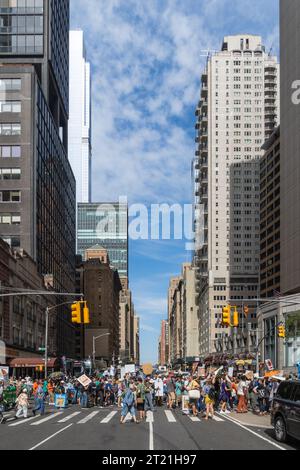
237 376 248 413
154 376 164 407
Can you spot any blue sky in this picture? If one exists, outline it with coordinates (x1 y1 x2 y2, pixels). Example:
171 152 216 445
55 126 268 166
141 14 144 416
71 0 279 363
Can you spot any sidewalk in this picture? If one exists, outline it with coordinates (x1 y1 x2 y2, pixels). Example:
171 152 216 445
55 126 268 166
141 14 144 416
221 411 272 429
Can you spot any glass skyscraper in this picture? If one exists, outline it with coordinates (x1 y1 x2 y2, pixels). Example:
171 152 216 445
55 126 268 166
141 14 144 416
0 0 76 358
77 202 128 278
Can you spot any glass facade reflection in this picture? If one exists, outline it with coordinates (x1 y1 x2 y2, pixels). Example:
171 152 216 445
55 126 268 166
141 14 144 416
36 83 76 293
0 0 44 54
78 203 128 278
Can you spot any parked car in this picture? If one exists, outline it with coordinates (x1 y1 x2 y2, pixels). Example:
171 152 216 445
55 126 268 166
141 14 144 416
271 380 300 443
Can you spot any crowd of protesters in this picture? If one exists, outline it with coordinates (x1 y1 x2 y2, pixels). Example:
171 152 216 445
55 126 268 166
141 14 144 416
0 368 297 425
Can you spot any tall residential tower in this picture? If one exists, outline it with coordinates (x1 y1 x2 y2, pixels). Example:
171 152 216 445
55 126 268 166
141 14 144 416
69 30 92 204
194 35 279 357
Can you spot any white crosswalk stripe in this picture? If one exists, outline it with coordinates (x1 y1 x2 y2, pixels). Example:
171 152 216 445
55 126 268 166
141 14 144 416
189 416 201 422
9 416 40 427
213 415 225 422
146 411 154 423
165 410 177 422
31 412 64 426
100 411 118 424
77 411 100 424
57 412 82 423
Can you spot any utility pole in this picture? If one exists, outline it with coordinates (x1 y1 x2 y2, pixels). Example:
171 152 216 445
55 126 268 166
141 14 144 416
45 307 49 379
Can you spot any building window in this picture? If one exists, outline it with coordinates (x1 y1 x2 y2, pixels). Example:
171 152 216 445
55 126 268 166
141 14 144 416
0 101 21 113
0 168 21 179
0 145 21 158
0 78 21 91
0 123 21 135
0 190 21 202
0 213 21 224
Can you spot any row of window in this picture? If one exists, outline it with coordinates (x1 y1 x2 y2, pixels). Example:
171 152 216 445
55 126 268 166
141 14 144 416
0 168 20 179
0 123 21 135
0 213 20 224
0 101 21 113
0 0 43 13
0 145 21 157
0 78 21 91
0 190 21 202
0 34 43 54
0 14 43 34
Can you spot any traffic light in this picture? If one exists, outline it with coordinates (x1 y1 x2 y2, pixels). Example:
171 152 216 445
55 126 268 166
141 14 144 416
83 302 90 324
278 324 286 338
222 306 231 327
71 302 81 324
233 307 239 328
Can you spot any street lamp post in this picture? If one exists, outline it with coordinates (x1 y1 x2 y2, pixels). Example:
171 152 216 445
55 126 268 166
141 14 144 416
92 333 111 370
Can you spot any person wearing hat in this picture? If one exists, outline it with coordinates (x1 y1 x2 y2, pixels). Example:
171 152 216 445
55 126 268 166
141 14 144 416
15 389 29 420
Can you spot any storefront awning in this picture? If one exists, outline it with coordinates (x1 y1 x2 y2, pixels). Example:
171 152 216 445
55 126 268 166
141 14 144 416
9 358 59 368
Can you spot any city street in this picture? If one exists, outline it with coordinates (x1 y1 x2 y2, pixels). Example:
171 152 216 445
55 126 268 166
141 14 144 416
0 405 299 451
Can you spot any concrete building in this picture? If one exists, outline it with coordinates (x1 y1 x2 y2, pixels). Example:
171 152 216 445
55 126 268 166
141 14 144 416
0 0 76 358
168 276 181 363
119 281 135 364
260 127 281 298
254 1 300 373
79 248 122 366
168 264 199 366
194 35 279 359
159 320 168 366
0 238 56 366
77 202 128 278
182 264 199 361
69 30 92 204
280 0 300 295
133 315 140 365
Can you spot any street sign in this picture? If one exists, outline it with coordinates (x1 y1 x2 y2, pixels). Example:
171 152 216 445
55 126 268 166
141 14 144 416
38 347 46 352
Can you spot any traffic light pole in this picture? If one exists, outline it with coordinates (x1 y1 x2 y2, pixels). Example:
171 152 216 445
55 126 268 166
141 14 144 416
44 300 80 379
254 320 285 376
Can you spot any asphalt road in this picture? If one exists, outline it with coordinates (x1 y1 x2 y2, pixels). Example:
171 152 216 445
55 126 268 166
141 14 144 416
0 405 299 451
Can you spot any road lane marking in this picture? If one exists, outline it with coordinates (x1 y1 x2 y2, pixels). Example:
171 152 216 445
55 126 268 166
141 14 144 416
9 416 40 427
149 421 154 451
215 413 286 450
31 412 64 426
146 411 154 423
57 412 81 423
29 424 73 451
213 416 224 422
77 411 100 424
100 411 117 424
165 410 177 422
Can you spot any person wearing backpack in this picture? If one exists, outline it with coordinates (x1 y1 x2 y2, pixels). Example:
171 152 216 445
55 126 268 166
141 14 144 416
120 384 138 424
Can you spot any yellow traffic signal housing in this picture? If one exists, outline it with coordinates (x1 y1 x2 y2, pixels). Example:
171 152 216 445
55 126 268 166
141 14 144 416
222 306 231 327
71 302 81 324
83 302 90 324
278 324 286 338
233 308 239 328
